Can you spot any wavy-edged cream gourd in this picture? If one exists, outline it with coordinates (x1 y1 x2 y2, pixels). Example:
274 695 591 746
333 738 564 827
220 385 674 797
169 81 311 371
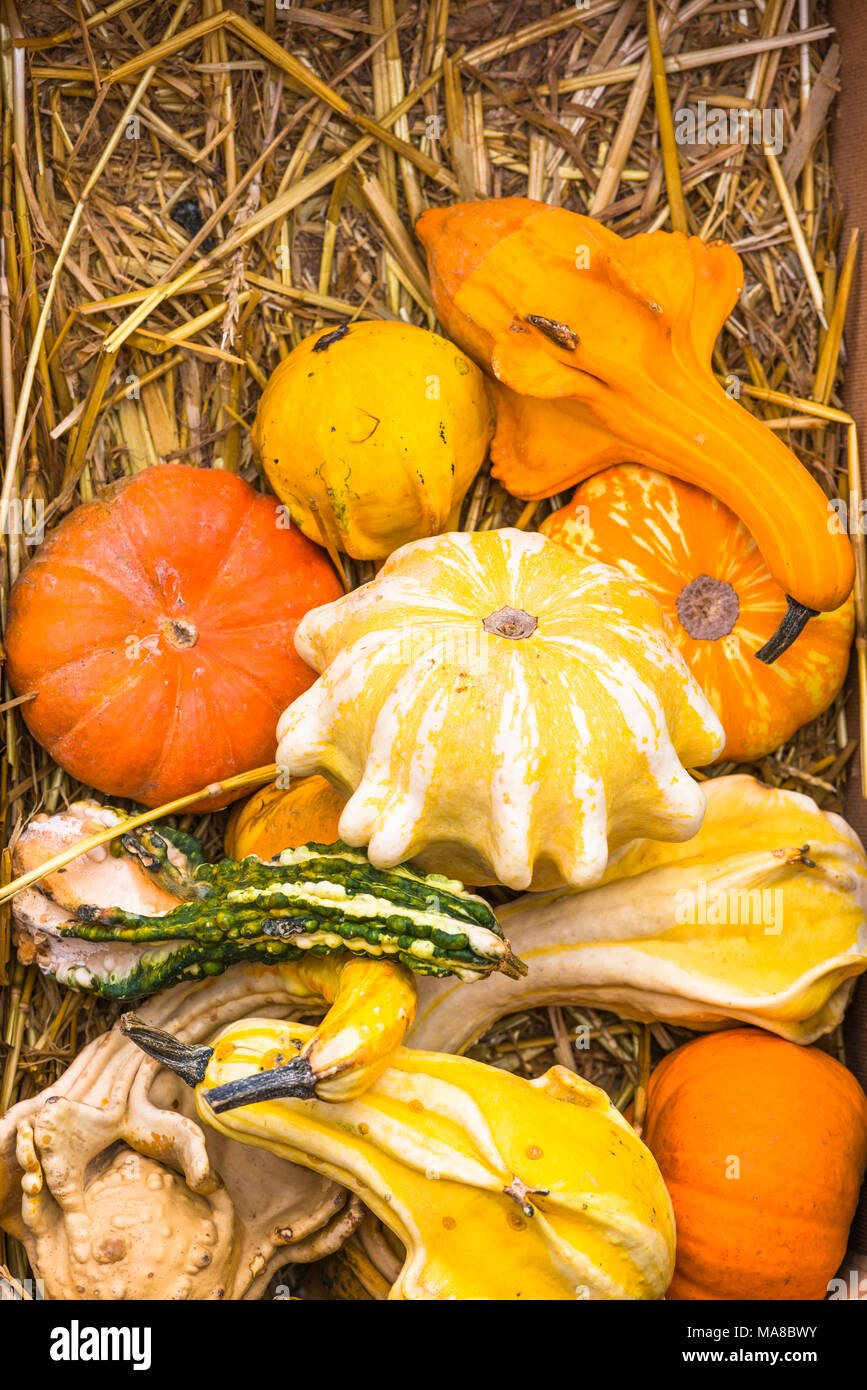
123 1015 676 1301
276 527 724 891
409 775 867 1050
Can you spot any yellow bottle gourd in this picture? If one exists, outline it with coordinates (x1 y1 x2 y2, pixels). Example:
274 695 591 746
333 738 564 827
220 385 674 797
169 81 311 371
409 775 867 1050
124 1016 676 1301
121 951 418 1104
245 953 418 1102
276 527 724 891
251 321 494 560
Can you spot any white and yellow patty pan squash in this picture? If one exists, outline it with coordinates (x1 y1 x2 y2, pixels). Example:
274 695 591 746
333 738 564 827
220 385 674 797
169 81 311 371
409 775 867 1049
277 528 724 891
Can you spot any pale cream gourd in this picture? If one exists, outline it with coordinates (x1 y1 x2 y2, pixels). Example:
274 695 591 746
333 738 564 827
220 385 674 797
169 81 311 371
277 528 724 891
0 965 368 1300
409 775 867 1049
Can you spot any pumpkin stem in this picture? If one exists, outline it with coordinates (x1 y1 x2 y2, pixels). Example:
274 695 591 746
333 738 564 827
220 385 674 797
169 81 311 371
159 617 199 650
313 322 349 352
754 596 818 664
202 1057 318 1113
483 605 538 640
119 1014 213 1087
675 574 739 641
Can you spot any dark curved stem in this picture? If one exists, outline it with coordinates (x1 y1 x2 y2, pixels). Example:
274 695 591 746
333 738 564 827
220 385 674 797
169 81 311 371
754 596 818 664
119 1014 213 1087
120 825 205 899
202 1057 317 1113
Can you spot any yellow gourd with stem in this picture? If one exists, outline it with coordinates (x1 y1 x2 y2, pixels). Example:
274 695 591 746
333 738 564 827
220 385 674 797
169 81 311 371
124 1014 676 1301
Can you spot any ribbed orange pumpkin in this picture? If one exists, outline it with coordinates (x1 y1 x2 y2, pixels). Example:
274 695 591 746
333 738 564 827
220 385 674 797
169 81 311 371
224 776 346 860
642 1029 867 1300
541 465 854 764
5 465 342 809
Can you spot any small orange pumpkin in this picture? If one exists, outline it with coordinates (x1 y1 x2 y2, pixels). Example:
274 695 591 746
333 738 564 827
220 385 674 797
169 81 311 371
224 776 346 861
642 1029 867 1301
541 465 854 764
224 777 476 889
5 465 342 809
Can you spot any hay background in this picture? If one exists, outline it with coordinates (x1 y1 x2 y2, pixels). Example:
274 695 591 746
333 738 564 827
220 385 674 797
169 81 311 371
0 0 859 1291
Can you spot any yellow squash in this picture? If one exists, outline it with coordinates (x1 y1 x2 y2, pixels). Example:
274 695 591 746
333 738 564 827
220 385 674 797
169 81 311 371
252 321 493 560
277 527 724 891
410 775 867 1050
123 952 417 1104
126 1016 676 1300
247 954 417 1102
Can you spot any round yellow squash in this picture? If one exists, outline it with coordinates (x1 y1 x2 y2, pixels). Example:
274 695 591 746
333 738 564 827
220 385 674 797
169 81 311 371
276 527 725 891
252 321 494 560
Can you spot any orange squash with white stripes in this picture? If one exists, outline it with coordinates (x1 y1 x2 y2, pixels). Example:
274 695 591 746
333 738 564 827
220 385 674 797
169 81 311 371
542 466 854 764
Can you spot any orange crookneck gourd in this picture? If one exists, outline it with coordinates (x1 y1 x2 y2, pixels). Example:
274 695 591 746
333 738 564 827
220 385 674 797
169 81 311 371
541 465 854 763
416 198 854 661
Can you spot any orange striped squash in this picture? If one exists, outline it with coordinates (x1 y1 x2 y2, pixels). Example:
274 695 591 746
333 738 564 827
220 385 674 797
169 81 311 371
541 465 853 764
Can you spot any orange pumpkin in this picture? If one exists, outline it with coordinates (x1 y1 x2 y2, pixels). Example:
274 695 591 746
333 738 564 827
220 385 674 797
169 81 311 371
643 1029 867 1300
224 776 346 860
224 778 476 888
5 465 341 808
541 466 854 764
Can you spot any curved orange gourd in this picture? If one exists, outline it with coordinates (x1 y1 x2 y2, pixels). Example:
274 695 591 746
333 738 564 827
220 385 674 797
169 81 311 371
5 465 342 808
542 465 854 763
642 1029 867 1300
416 197 853 620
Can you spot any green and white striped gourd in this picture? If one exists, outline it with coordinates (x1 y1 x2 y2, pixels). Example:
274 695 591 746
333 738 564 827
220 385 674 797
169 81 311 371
12 808 523 998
